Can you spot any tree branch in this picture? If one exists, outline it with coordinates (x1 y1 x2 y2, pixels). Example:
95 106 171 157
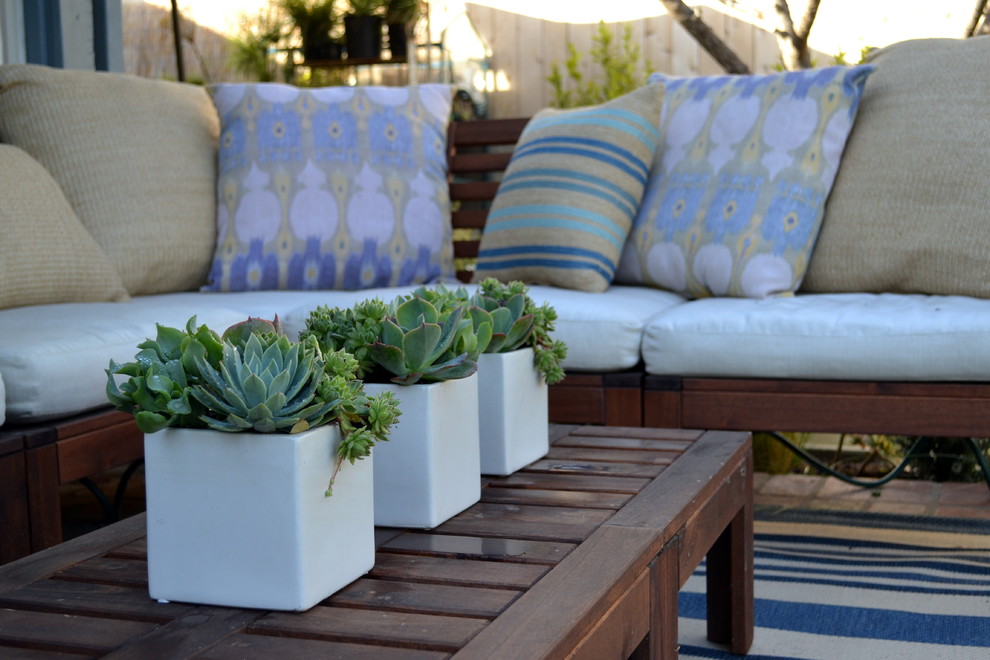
965 0 989 37
794 0 821 40
658 0 751 74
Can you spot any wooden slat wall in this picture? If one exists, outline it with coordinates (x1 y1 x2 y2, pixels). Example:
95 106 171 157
465 3 792 119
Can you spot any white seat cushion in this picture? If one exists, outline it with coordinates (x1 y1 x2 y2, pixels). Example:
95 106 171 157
642 293 990 381
0 287 423 424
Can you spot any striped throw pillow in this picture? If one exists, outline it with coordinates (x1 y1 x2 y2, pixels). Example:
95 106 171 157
472 84 663 292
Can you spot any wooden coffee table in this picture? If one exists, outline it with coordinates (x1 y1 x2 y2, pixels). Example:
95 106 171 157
0 425 753 659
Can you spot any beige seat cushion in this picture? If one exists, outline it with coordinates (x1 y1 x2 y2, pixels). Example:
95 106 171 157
803 37 990 297
0 145 129 310
0 64 219 296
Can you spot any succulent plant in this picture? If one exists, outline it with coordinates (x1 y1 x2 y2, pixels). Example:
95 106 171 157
472 278 568 385
107 315 401 496
301 298 389 378
188 332 335 433
105 317 223 434
303 288 492 385
368 294 491 384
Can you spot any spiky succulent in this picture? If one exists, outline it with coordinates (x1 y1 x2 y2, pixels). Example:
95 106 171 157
473 278 568 385
188 333 335 433
368 294 491 385
106 316 402 496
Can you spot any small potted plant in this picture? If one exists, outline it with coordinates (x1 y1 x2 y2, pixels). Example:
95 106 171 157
469 278 568 475
303 287 490 528
280 0 343 61
106 316 400 611
343 0 385 60
383 0 421 58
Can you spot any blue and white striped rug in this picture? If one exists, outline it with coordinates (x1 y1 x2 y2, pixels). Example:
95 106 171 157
679 508 990 659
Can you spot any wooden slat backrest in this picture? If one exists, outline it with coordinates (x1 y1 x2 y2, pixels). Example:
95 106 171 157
447 118 529 282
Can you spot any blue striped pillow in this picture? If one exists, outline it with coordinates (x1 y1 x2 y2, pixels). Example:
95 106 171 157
472 85 663 292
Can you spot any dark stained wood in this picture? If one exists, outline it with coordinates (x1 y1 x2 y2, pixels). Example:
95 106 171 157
197 634 449 660
455 524 658 659
0 579 187 622
546 446 676 465
329 579 519 619
54 556 148 588
370 554 548 589
381 534 574 565
252 607 487 652
0 433 30 564
0 608 154 655
435 503 613 543
57 418 143 483
481 486 630 509
526 458 665 479
24 442 61 552
488 471 650 493
0 425 753 658
651 538 681 660
566 567 651 660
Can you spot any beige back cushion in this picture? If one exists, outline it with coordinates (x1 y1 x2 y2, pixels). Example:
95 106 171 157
0 145 129 310
0 64 219 295
803 37 990 297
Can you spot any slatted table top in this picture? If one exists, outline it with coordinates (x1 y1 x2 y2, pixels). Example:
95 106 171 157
0 424 753 659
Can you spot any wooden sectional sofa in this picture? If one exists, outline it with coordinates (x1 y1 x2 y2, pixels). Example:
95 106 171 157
5 35 990 565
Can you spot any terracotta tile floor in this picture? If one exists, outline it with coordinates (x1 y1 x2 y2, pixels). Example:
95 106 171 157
755 471 990 519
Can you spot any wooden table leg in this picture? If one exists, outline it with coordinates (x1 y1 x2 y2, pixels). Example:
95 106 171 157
644 536 679 660
24 428 63 553
704 471 754 654
0 432 31 564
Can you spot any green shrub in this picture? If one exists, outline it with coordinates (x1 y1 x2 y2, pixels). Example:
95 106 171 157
548 21 653 108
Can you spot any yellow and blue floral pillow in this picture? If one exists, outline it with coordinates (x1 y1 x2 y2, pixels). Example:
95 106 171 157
616 65 874 298
203 83 454 292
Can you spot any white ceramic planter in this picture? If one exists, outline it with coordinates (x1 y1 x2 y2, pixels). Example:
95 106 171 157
364 373 480 528
478 348 549 475
144 425 374 611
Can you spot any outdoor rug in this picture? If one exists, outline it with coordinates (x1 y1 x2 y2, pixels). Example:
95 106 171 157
678 507 990 659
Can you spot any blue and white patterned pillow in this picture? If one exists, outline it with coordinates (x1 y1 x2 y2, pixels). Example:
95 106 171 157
203 83 454 292
616 65 874 298
472 84 664 293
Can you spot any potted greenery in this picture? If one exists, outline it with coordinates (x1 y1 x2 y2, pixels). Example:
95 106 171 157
468 279 568 475
281 0 343 61
383 0 421 58
343 0 385 60
106 316 399 611
303 287 489 528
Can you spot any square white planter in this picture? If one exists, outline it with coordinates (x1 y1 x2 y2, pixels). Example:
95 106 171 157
364 373 480 528
478 348 549 475
144 425 374 611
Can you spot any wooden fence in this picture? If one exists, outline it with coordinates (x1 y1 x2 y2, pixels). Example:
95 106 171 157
465 3 797 119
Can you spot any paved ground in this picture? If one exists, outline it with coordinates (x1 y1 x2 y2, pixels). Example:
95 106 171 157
755 471 990 519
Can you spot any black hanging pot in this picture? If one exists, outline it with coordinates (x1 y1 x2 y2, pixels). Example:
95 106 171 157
387 23 408 58
344 14 383 60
